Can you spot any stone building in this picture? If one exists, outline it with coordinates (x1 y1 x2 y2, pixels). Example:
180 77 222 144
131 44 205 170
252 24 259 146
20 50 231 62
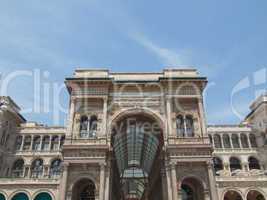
0 68 266 200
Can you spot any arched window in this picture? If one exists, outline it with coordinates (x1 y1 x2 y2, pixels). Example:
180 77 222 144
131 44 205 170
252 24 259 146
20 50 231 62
224 190 242 200
241 134 249 148
249 134 257 148
89 115 97 138
180 177 204 200
231 134 240 148
176 115 185 137
213 157 223 175
214 134 222 148
247 190 265 200
34 193 52 200
60 136 65 149
80 115 89 138
15 136 23 151
11 193 29 200
12 159 24 177
248 157 261 170
23 136 31 151
0 129 7 145
80 182 96 200
185 115 194 137
50 159 62 178
230 157 242 172
41 136 50 151
181 184 194 200
208 135 213 145
31 159 44 178
51 136 59 150
32 136 41 151
223 134 231 148
72 179 96 200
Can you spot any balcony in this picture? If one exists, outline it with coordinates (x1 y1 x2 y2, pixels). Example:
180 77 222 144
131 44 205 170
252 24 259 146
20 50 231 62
0 177 60 185
167 136 211 146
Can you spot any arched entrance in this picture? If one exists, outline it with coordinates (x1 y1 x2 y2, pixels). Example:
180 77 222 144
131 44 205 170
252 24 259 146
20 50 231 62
111 112 164 200
224 190 243 200
0 193 5 200
34 192 53 200
247 190 265 200
11 193 29 200
72 178 96 200
181 177 205 200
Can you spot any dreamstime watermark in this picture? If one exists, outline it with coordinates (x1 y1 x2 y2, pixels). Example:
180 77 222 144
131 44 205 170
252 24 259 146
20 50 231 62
0 68 266 125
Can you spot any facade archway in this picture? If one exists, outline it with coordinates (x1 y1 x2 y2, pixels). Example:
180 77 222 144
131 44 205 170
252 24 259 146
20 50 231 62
71 178 96 200
34 192 53 200
224 190 243 200
180 177 205 200
11 193 29 200
247 190 265 200
110 111 164 200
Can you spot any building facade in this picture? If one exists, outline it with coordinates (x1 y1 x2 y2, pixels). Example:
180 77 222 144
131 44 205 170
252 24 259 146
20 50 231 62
0 68 266 200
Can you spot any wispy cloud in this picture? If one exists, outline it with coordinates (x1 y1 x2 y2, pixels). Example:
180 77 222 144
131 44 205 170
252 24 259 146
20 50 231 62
130 33 189 66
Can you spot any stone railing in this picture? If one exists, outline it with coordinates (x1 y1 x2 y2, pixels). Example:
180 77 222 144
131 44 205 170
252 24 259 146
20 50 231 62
168 136 210 145
214 148 258 153
0 177 60 185
69 137 107 145
15 150 62 156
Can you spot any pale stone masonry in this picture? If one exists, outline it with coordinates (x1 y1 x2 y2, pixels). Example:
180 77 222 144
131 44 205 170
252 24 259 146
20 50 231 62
0 68 266 200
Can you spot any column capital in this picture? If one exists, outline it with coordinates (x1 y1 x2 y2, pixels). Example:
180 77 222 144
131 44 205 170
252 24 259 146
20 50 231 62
70 96 77 101
103 96 108 101
170 161 177 168
99 162 106 168
206 160 213 169
63 162 70 170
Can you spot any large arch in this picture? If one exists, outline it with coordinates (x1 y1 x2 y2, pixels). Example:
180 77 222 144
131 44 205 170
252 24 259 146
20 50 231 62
180 176 205 200
110 109 165 200
71 178 96 200
246 190 265 200
109 107 166 137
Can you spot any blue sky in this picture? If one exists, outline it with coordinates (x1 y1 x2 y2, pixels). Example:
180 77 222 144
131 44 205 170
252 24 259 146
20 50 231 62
0 0 267 126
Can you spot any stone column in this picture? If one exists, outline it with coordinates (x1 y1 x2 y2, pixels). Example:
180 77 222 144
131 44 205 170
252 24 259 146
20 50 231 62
161 169 167 200
60 162 69 200
102 97 108 137
207 161 219 200
198 98 207 136
166 97 173 136
67 97 76 140
104 165 110 200
229 133 233 148
247 133 252 148
49 135 52 151
99 163 105 200
20 135 25 151
166 165 173 200
30 135 34 151
238 133 243 149
25 165 30 178
170 162 178 200
40 135 44 151
58 135 61 150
